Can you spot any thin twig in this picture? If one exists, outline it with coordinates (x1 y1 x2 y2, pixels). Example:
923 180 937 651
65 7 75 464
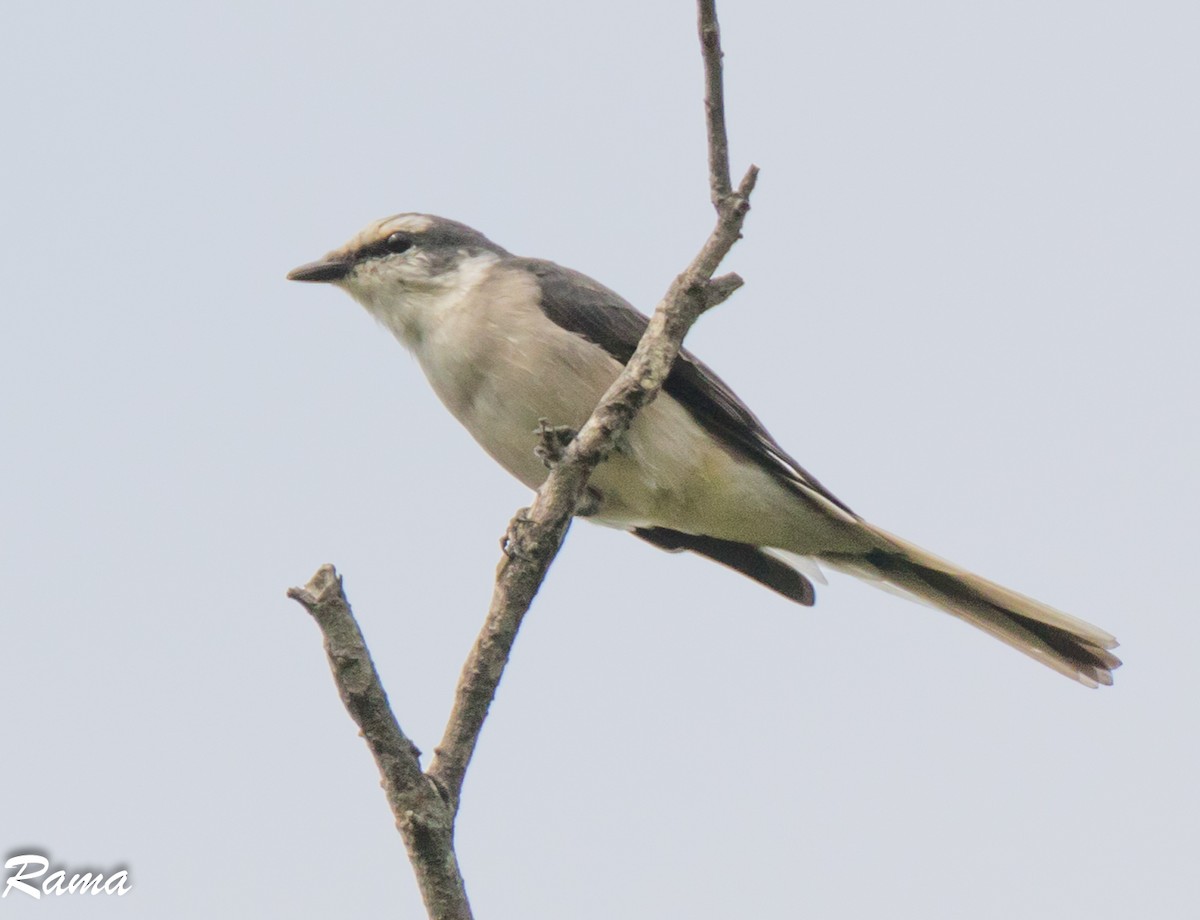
289 566 473 920
700 0 733 204
427 0 758 812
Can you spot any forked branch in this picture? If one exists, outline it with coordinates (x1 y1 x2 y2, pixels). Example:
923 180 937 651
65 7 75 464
291 3 758 918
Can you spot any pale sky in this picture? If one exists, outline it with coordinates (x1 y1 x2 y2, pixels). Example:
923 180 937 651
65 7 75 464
3 1 1198 917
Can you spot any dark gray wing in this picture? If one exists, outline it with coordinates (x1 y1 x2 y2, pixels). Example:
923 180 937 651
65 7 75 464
634 527 815 605
512 257 856 517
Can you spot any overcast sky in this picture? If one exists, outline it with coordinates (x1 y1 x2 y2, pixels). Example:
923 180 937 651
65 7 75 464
3 1 1198 917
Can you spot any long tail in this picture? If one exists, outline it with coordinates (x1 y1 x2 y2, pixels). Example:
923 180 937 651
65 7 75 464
822 524 1121 687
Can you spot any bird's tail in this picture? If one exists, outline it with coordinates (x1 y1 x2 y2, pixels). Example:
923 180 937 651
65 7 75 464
822 524 1121 687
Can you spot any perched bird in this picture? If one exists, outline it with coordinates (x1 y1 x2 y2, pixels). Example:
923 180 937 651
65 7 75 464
288 213 1121 687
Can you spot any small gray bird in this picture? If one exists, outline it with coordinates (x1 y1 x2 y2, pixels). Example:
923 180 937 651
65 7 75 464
288 213 1121 687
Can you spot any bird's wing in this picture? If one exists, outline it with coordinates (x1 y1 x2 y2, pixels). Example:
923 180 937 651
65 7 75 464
632 526 815 605
514 257 856 517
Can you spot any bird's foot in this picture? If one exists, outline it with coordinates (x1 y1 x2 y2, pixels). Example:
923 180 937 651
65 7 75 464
534 419 577 468
501 507 536 560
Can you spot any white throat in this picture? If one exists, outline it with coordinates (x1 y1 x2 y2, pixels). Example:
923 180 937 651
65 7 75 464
343 250 502 351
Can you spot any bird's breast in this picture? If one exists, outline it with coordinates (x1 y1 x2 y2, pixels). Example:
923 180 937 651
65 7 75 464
405 263 818 547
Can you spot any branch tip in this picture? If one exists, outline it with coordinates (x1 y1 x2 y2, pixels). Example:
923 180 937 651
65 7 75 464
289 564 473 917
699 0 733 203
704 273 744 310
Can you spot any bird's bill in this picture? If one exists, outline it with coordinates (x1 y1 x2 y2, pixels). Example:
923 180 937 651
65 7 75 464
286 259 352 283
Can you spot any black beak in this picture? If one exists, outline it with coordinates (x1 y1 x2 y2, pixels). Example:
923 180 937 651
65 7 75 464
286 259 353 283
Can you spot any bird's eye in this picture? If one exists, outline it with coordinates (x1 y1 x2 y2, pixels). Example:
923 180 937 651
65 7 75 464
385 232 414 254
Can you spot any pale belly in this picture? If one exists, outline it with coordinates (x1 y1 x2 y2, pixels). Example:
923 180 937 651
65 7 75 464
436 352 841 553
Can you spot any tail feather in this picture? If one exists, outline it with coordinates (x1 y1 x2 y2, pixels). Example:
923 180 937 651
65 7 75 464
824 526 1121 688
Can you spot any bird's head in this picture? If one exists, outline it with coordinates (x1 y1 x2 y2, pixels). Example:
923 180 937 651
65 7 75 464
288 213 509 341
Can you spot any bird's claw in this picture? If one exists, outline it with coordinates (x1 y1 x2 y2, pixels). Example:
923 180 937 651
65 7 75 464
501 507 535 560
534 419 577 468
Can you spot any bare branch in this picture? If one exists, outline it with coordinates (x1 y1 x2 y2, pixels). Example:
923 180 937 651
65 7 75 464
289 566 473 920
427 0 757 813
428 507 571 809
700 0 732 204
292 5 757 914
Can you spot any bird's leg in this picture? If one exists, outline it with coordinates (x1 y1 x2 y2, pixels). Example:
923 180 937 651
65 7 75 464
574 487 602 518
532 420 604 517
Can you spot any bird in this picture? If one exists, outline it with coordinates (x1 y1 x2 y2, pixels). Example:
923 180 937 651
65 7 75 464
287 212 1121 687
